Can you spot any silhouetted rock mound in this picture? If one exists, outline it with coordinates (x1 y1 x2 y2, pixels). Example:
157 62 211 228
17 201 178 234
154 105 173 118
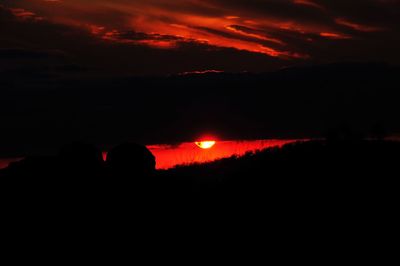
106 143 156 178
57 142 104 177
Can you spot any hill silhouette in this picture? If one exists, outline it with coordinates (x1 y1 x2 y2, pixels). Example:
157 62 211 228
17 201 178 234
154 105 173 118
1 139 397 257
2 139 398 203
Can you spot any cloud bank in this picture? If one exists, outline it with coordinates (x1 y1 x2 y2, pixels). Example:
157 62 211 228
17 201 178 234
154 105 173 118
1 0 399 74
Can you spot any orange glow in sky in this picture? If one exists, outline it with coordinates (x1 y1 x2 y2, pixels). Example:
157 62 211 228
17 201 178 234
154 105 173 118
147 139 296 169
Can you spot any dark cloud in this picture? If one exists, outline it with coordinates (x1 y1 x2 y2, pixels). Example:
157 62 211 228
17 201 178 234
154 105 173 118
1 63 399 157
0 48 65 60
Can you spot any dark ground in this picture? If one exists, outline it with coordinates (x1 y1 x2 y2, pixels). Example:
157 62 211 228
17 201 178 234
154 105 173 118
1 139 398 259
1 139 398 210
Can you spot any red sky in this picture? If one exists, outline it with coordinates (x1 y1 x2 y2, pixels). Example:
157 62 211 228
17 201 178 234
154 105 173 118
1 0 399 74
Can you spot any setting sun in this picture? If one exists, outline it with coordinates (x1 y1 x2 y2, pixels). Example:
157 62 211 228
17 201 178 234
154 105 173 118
195 141 216 149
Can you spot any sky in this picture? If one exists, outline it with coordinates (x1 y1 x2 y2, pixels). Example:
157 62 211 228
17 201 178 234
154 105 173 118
1 0 399 75
1 0 400 157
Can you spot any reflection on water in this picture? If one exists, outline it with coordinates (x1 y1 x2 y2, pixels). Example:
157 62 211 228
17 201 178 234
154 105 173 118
1 140 297 170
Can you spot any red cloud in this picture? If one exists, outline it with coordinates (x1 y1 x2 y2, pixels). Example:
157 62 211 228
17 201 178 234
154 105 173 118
3 0 398 67
335 18 384 32
292 0 325 10
9 8 42 20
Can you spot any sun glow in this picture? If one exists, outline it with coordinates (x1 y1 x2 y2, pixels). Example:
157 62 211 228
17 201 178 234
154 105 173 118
195 141 216 149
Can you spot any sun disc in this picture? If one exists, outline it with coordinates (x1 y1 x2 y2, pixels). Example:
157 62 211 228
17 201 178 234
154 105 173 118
195 141 216 149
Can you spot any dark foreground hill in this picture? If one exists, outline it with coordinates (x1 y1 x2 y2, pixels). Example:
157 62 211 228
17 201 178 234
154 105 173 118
1 140 398 203
1 140 398 258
